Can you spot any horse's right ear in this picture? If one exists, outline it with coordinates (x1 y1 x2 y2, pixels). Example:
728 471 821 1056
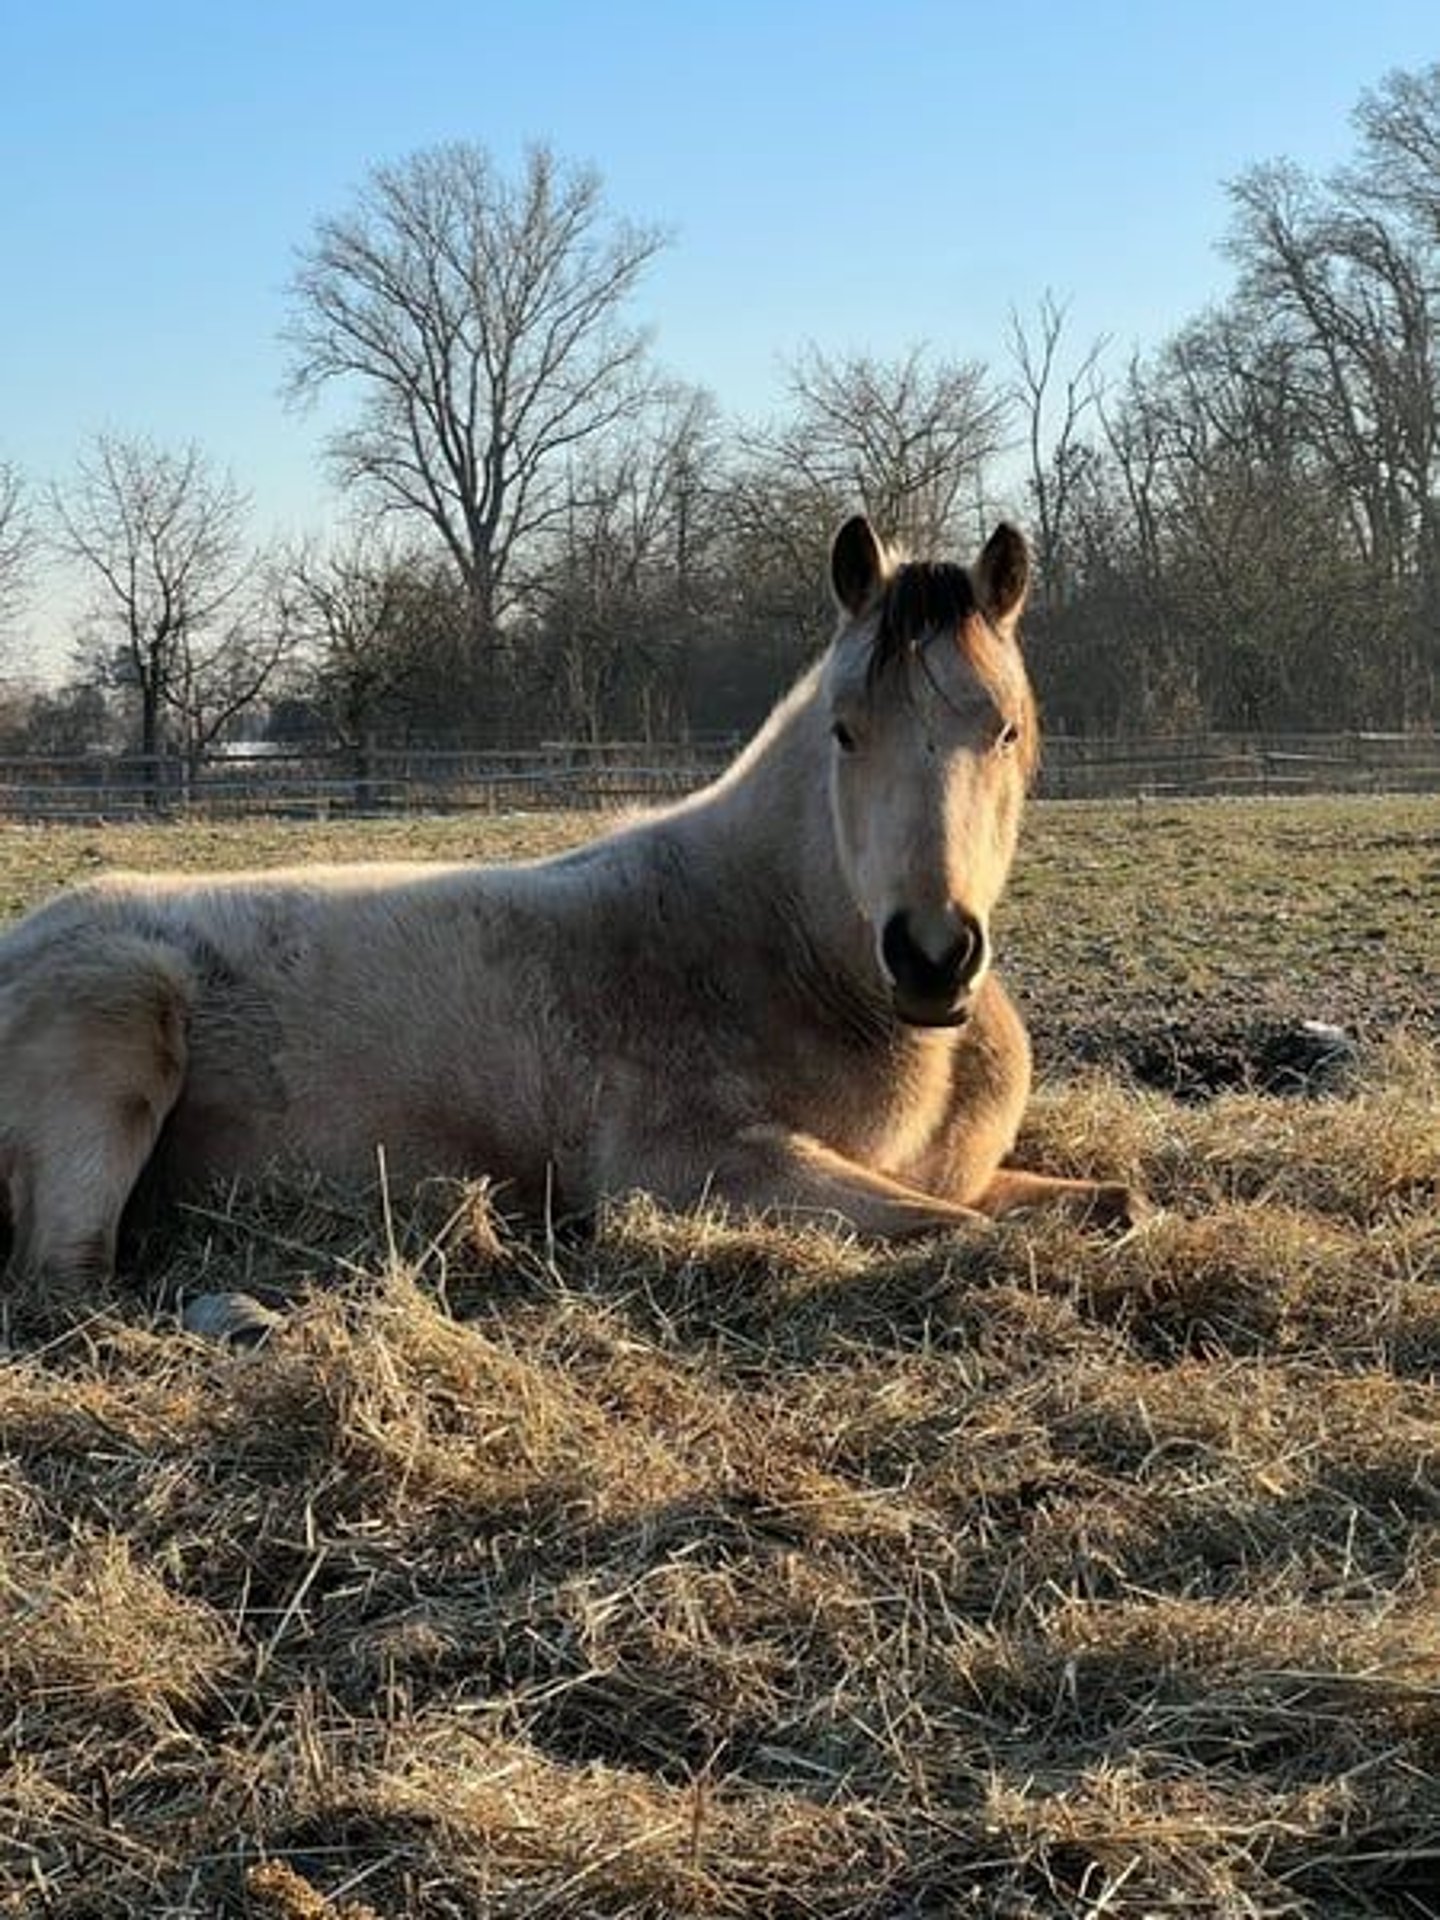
831 515 890 616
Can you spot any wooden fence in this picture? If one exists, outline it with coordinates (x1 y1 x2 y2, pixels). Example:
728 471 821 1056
1035 730 1440 800
0 731 1436 823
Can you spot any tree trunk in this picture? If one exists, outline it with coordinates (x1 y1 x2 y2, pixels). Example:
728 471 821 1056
139 679 163 805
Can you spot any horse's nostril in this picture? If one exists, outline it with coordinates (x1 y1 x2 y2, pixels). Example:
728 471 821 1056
952 914 979 974
881 911 915 985
946 911 986 987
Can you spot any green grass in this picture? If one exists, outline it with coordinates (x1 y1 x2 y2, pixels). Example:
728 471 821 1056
1002 796 1435 1062
0 794 1436 1916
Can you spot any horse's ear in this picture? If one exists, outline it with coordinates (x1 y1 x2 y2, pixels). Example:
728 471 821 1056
974 523 1029 635
831 515 890 616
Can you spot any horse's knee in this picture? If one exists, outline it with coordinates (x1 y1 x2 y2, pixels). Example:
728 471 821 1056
10 1109 150 1287
68 942 191 1101
25 1222 119 1291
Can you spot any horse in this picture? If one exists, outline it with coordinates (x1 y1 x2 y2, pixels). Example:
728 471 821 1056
0 515 1141 1290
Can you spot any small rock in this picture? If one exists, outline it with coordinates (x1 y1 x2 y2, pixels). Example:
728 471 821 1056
1259 1021 1359 1095
181 1291 282 1347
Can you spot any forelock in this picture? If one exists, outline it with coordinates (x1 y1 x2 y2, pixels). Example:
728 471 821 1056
866 562 977 684
850 558 1040 780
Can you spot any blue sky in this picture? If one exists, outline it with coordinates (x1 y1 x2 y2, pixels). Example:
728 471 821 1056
3 0 1438 668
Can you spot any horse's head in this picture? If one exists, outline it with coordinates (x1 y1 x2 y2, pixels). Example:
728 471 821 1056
822 514 1037 1028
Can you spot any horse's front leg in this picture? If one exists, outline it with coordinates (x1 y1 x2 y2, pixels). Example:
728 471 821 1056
908 978 1150 1232
970 1167 1151 1232
703 1124 992 1242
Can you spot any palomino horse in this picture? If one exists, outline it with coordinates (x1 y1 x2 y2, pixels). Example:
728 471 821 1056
0 517 1139 1287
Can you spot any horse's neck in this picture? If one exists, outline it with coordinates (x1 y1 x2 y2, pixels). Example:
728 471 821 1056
689 670 826 867
681 673 878 995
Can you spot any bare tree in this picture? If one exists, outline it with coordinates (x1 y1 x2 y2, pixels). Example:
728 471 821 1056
1349 62 1440 240
537 383 722 739
10 678 118 757
51 434 265 778
284 141 668 644
750 343 1010 555
1228 155 1439 722
280 531 463 780
0 459 35 635
1007 293 1108 618
713 343 1010 702
166 575 303 785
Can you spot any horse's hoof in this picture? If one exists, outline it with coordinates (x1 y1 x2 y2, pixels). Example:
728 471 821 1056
181 1290 282 1347
1087 1183 1156 1234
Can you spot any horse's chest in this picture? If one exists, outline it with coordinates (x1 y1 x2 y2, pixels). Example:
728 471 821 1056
781 1031 954 1175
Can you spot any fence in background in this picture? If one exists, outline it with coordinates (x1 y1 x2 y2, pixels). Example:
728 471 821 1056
0 730 1436 822
1035 730 1440 800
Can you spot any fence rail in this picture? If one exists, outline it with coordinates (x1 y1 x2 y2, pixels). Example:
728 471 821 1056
1034 730 1440 800
0 731 1436 822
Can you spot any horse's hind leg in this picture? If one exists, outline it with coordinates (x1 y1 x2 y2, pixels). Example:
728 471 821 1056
1 935 191 1289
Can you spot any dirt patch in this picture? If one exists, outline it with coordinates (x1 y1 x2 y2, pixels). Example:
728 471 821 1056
1018 963 1433 1099
1027 1002 1373 1100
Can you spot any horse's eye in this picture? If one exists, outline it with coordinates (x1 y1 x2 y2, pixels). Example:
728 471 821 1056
996 719 1022 754
832 720 857 753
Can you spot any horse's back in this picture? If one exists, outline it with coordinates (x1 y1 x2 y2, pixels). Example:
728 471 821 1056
0 858 583 1203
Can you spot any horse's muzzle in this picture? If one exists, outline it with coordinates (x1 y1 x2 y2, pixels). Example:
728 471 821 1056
881 907 986 1027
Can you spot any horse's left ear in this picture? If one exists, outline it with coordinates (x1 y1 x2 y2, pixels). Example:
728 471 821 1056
974 523 1029 635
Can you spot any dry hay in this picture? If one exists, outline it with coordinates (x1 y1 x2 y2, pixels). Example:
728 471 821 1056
0 1036 1434 1916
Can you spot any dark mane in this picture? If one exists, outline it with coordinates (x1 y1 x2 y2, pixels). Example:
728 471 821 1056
869 562 977 680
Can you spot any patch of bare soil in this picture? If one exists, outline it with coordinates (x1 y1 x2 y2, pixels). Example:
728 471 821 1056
1020 985 1392 1102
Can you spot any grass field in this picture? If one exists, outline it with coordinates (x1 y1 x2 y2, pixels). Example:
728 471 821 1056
0 795 1436 1917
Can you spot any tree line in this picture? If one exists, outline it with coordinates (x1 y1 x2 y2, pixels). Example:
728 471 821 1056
1 63 1437 773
